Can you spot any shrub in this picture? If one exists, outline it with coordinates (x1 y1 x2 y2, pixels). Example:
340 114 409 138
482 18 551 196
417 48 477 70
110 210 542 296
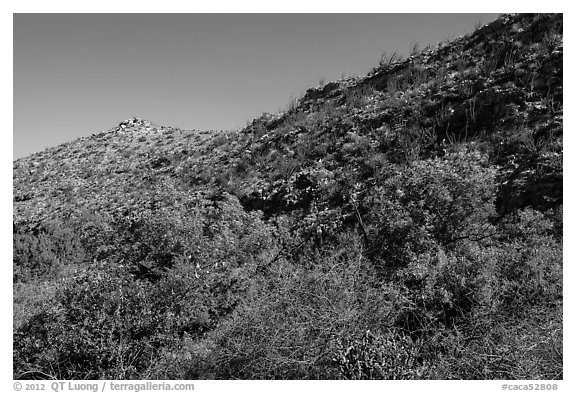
183 232 396 379
14 190 275 380
497 208 562 314
364 151 498 272
14 257 257 380
13 221 86 282
333 330 428 379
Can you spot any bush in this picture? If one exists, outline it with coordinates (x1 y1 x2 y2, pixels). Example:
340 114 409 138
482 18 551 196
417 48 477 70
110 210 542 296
333 330 428 379
364 151 498 274
183 232 396 379
14 257 257 380
14 191 275 380
13 221 86 282
497 208 562 314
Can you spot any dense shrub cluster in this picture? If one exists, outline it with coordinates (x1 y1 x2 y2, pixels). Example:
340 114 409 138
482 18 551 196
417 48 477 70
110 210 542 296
13 221 86 282
14 180 562 380
14 190 274 379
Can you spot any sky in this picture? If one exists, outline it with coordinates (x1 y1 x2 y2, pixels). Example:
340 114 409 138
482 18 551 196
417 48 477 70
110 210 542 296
13 13 499 159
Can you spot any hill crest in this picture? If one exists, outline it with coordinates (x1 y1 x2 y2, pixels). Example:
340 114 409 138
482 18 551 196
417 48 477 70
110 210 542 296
14 13 562 226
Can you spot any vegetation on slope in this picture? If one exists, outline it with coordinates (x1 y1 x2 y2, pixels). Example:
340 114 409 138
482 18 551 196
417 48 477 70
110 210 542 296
13 13 562 379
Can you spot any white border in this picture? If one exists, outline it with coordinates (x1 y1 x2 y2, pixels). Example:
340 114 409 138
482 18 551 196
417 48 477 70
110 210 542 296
4 3 573 392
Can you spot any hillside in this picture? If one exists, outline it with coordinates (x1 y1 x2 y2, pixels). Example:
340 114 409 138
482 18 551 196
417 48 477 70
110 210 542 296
14 13 562 380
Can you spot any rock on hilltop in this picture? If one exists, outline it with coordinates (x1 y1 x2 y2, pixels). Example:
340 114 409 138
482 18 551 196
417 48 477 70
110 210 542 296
14 14 562 228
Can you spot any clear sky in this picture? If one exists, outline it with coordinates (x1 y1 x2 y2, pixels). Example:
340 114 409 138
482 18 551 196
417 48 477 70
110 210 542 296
13 13 499 159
